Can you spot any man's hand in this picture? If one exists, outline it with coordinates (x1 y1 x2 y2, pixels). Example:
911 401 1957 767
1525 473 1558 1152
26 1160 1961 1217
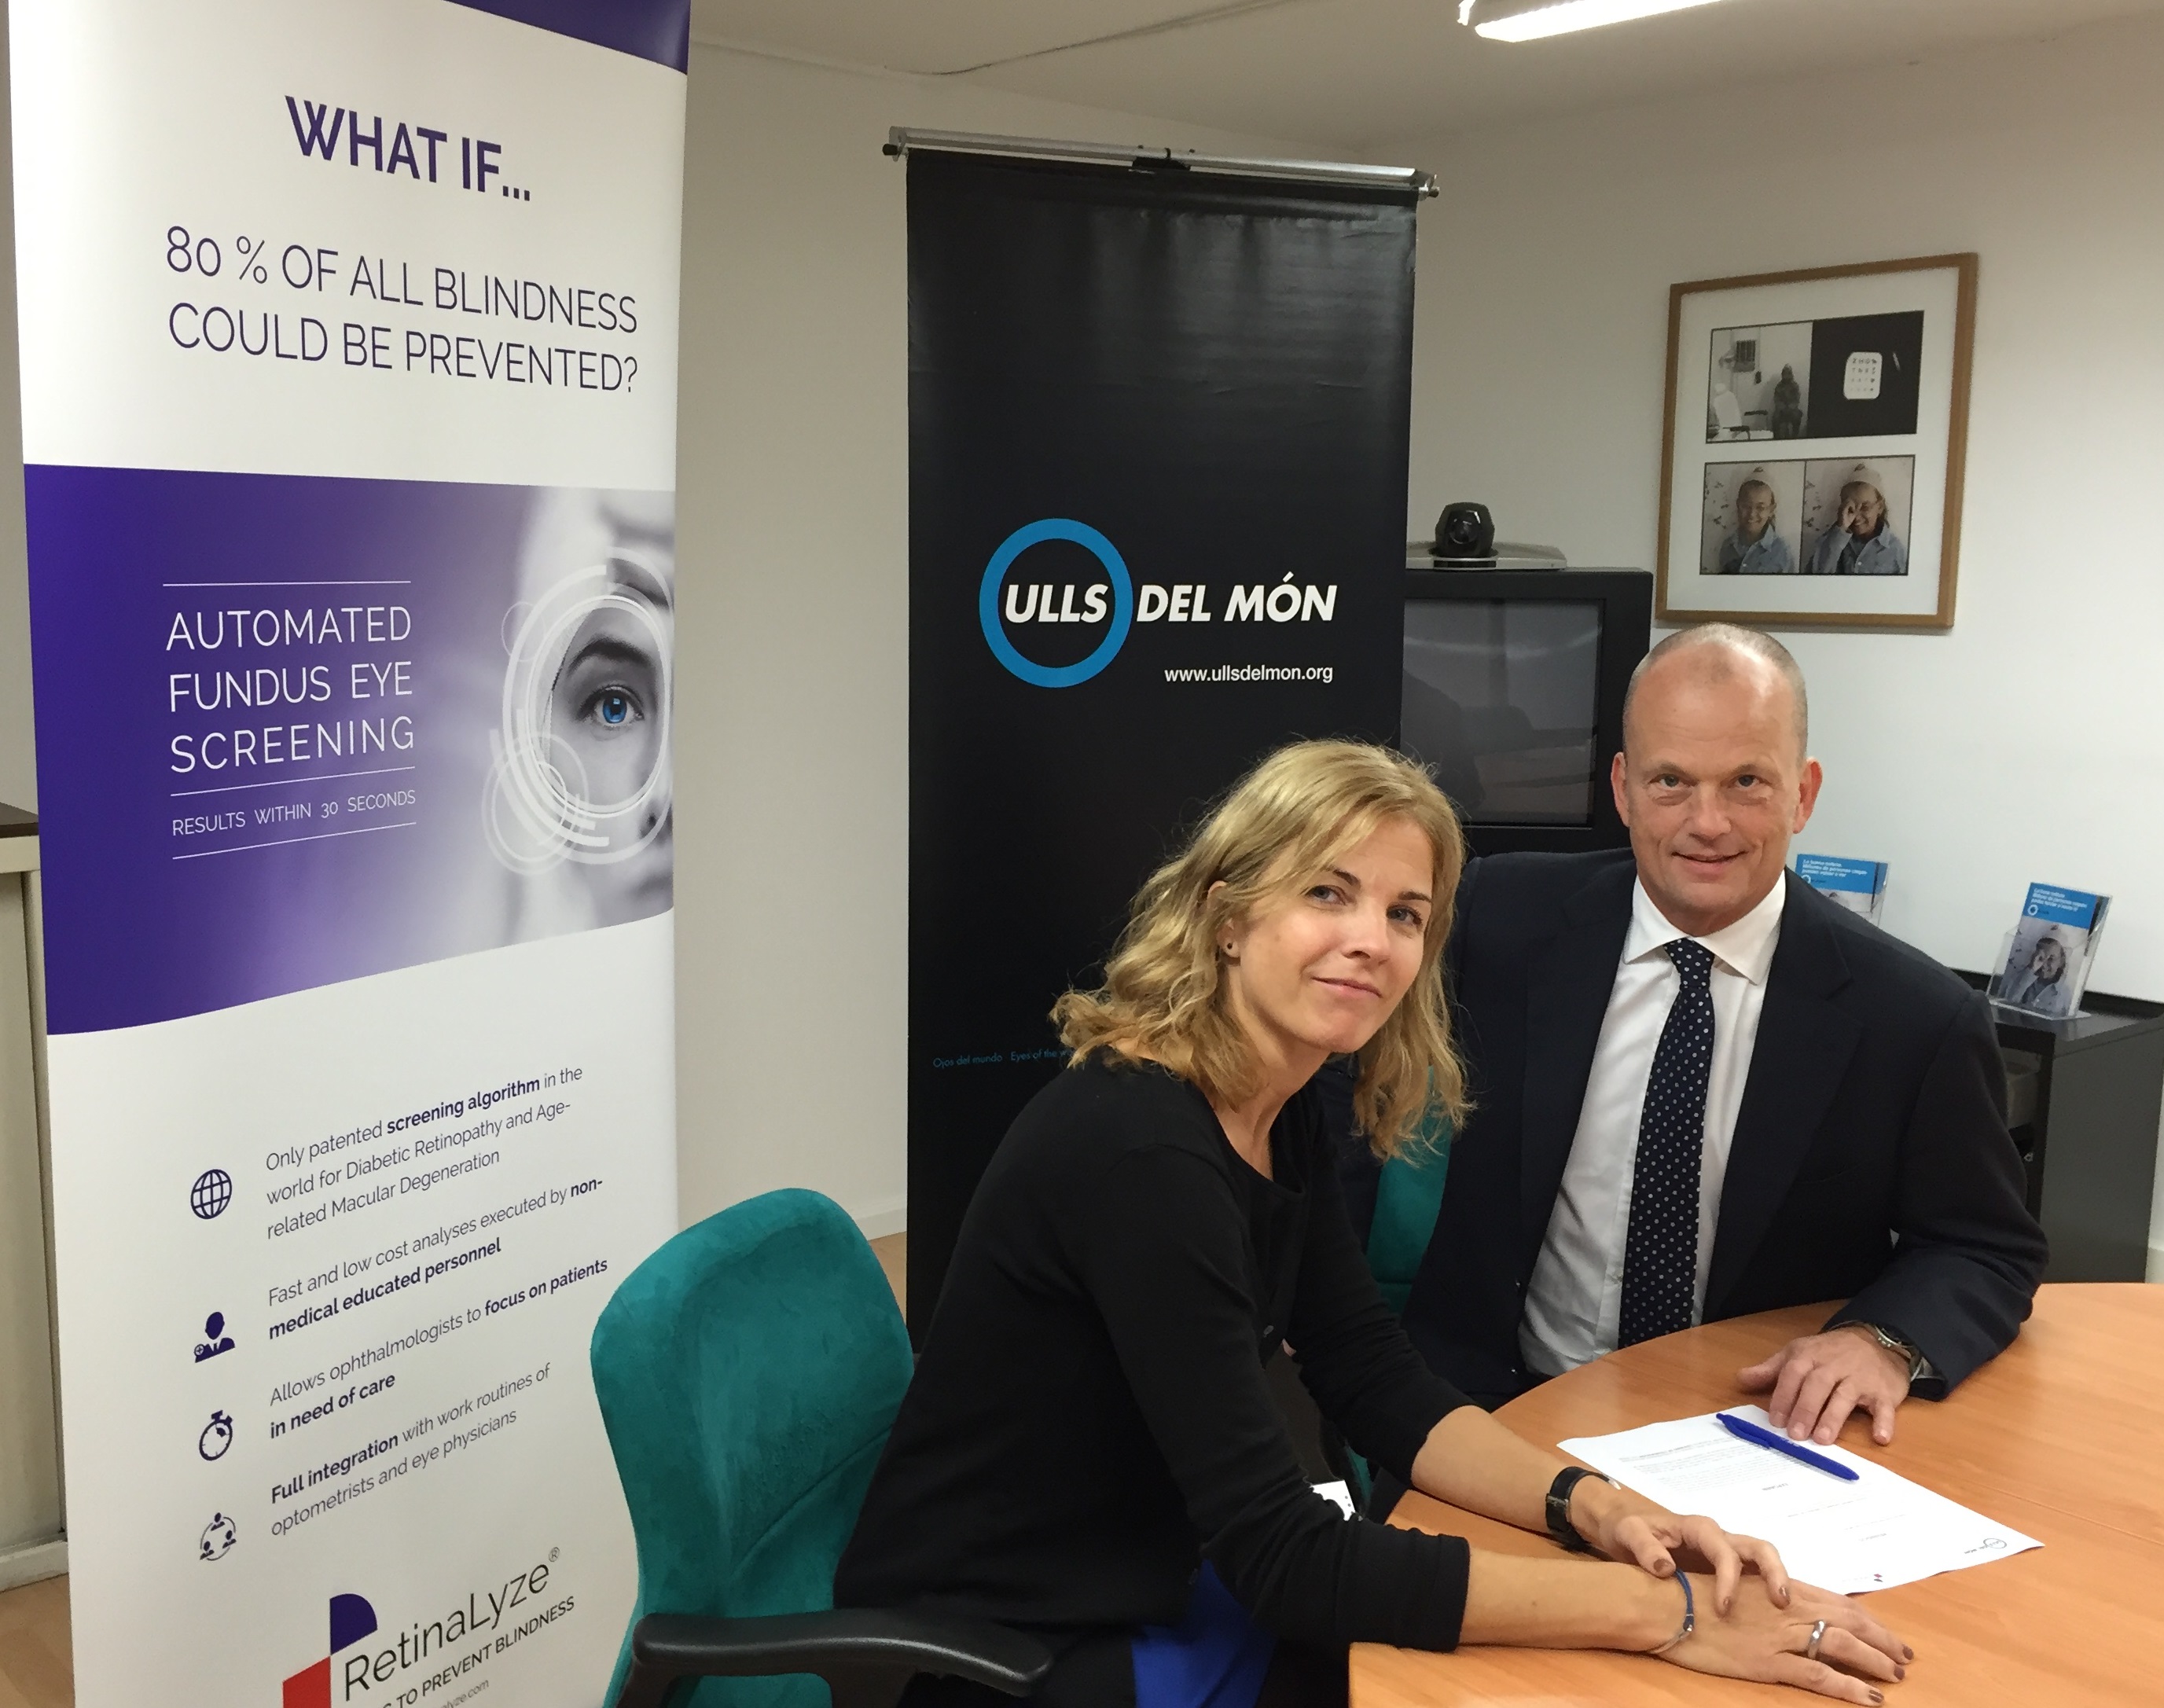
1737 1326 1912 1445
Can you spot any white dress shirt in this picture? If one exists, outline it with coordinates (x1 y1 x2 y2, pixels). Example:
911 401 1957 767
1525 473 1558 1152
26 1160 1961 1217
1520 876 1787 1377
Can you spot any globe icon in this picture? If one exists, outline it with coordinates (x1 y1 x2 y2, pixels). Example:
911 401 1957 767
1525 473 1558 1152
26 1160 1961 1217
190 1169 233 1220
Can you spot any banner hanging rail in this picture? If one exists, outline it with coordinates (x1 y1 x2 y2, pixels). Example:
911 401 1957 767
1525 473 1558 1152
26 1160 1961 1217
884 127 1438 198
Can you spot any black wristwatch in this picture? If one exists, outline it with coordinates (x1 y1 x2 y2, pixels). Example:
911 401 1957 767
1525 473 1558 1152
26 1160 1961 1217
1545 1466 1618 1553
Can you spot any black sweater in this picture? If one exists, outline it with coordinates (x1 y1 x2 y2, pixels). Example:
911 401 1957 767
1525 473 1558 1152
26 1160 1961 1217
836 1056 1475 1652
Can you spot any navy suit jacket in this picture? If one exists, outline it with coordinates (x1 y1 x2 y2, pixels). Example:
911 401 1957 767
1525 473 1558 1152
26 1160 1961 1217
1395 850 2048 1406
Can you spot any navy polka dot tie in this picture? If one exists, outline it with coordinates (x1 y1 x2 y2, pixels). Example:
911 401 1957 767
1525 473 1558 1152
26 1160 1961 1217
1618 939 1716 1349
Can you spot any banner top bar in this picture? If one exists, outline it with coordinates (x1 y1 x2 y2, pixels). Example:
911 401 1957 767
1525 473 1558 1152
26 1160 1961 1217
884 127 1438 199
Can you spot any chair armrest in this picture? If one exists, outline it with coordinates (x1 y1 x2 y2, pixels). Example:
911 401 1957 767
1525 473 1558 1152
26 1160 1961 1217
615 1608 1053 1708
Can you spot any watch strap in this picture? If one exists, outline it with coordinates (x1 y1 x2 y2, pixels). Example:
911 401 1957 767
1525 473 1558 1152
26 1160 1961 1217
1545 1466 1611 1552
1855 1320 1927 1384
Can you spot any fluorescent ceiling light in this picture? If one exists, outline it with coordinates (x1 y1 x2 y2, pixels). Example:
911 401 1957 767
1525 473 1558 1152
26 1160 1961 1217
1459 0 1732 42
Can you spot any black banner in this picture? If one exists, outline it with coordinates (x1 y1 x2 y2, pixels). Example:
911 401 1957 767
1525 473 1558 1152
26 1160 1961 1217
907 149 1418 1330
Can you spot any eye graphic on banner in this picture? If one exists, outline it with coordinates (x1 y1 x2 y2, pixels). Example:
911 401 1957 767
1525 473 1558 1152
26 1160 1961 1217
486 549 675 876
977 517 1134 688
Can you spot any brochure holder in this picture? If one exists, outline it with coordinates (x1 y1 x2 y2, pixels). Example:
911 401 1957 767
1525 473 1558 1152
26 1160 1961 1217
1794 854 1888 927
1989 883 2110 1021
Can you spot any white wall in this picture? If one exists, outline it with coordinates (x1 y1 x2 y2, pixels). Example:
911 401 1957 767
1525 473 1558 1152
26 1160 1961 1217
670 44 1298 1233
1383 13 2164 1258
0 13 32 814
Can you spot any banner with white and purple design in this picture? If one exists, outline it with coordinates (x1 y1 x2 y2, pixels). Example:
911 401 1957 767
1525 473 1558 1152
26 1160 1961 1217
10 3 686 1702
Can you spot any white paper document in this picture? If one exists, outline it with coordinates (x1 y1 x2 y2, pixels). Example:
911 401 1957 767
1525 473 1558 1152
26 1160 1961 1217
1559 1407 2041 1594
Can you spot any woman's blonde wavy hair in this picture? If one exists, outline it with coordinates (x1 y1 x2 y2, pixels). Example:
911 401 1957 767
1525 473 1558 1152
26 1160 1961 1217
1053 739 1468 1157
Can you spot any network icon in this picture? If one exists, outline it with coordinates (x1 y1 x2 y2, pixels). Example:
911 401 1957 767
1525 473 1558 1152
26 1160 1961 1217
199 1512 237 1562
190 1169 233 1220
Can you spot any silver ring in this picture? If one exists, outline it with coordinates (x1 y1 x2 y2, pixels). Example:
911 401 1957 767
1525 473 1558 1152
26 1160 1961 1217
1805 1618 1828 1662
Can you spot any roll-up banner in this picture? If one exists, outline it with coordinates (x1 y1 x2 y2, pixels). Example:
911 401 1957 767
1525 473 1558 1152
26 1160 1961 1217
10 3 687 1703
906 149 1419 1327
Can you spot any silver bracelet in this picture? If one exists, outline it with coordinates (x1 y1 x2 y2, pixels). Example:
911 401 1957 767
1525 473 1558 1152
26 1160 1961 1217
1647 1571 1695 1655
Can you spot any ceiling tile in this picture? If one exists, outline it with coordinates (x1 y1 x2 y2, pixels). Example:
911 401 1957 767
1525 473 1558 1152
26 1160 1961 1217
692 0 2164 149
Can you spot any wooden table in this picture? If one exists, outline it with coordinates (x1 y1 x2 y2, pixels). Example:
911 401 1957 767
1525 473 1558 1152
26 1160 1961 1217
1353 1285 2164 1706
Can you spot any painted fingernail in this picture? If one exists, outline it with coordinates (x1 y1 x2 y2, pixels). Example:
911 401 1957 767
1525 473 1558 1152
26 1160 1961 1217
1902 1647 1914 1661
1868 1694 1883 1706
1895 1666 1906 1681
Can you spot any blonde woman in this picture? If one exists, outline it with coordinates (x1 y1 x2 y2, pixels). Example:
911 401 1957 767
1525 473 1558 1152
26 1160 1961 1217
837 741 1908 1708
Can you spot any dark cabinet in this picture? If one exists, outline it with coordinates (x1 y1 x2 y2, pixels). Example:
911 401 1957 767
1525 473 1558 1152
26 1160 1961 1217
1960 974 2164 1281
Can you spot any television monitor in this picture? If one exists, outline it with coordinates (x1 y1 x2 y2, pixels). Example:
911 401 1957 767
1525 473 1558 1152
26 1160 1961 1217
1400 569 1653 857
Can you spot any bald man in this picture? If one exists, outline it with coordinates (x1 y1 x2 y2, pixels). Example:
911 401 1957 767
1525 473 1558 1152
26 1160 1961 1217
1377 625 2045 1453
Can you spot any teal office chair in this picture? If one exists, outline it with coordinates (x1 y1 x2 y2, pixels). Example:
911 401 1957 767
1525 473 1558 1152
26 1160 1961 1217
1365 1111 1453 1317
590 1188 1052 1708
1333 1109 1453 1509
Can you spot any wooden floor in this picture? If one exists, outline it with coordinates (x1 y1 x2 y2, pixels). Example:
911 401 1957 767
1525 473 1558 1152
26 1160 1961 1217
870 1229 907 1315
0 1231 909 1708
0 1574 68 1708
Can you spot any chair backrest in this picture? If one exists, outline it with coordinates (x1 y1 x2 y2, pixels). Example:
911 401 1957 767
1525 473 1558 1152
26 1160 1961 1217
1365 1113 1453 1316
591 1189 915 1706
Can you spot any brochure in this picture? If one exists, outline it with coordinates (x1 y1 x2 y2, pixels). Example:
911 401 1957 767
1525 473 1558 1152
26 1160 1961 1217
1795 854 1888 925
1989 883 2110 1019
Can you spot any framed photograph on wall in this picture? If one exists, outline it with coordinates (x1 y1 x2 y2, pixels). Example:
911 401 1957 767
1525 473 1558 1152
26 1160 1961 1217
1657 254 1977 629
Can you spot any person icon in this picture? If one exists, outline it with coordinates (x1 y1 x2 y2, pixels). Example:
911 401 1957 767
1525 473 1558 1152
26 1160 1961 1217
193 1313 234 1363
198 1410 234 1461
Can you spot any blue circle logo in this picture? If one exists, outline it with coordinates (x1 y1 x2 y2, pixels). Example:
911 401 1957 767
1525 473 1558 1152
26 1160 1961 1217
978 519 1133 688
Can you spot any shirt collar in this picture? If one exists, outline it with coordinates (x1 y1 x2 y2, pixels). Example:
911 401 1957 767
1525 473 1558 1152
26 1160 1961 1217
1624 872 1786 986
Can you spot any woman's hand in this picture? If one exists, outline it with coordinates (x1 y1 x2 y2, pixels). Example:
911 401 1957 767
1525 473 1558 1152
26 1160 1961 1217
1660 1572 1912 1704
1573 1478 1792 1617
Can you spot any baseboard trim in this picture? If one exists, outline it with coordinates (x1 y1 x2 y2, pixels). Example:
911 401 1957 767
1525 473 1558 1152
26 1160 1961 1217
852 1198 906 1240
0 1537 66 1592
2148 1243 2164 1284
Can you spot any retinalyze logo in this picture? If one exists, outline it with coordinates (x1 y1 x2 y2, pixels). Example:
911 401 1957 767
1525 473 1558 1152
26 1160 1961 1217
978 518 1134 688
283 1593 377 1708
277 1557 568 1705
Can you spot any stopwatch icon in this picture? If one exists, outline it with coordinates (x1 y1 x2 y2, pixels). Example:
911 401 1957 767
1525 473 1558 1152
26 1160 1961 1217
199 1410 233 1462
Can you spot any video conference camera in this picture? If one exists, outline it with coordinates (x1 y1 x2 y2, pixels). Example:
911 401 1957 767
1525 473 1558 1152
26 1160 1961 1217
1433 501 1497 561
1414 501 1566 571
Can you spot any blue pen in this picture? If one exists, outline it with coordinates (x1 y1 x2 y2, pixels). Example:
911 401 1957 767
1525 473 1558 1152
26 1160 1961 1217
1715 1412 1861 1482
